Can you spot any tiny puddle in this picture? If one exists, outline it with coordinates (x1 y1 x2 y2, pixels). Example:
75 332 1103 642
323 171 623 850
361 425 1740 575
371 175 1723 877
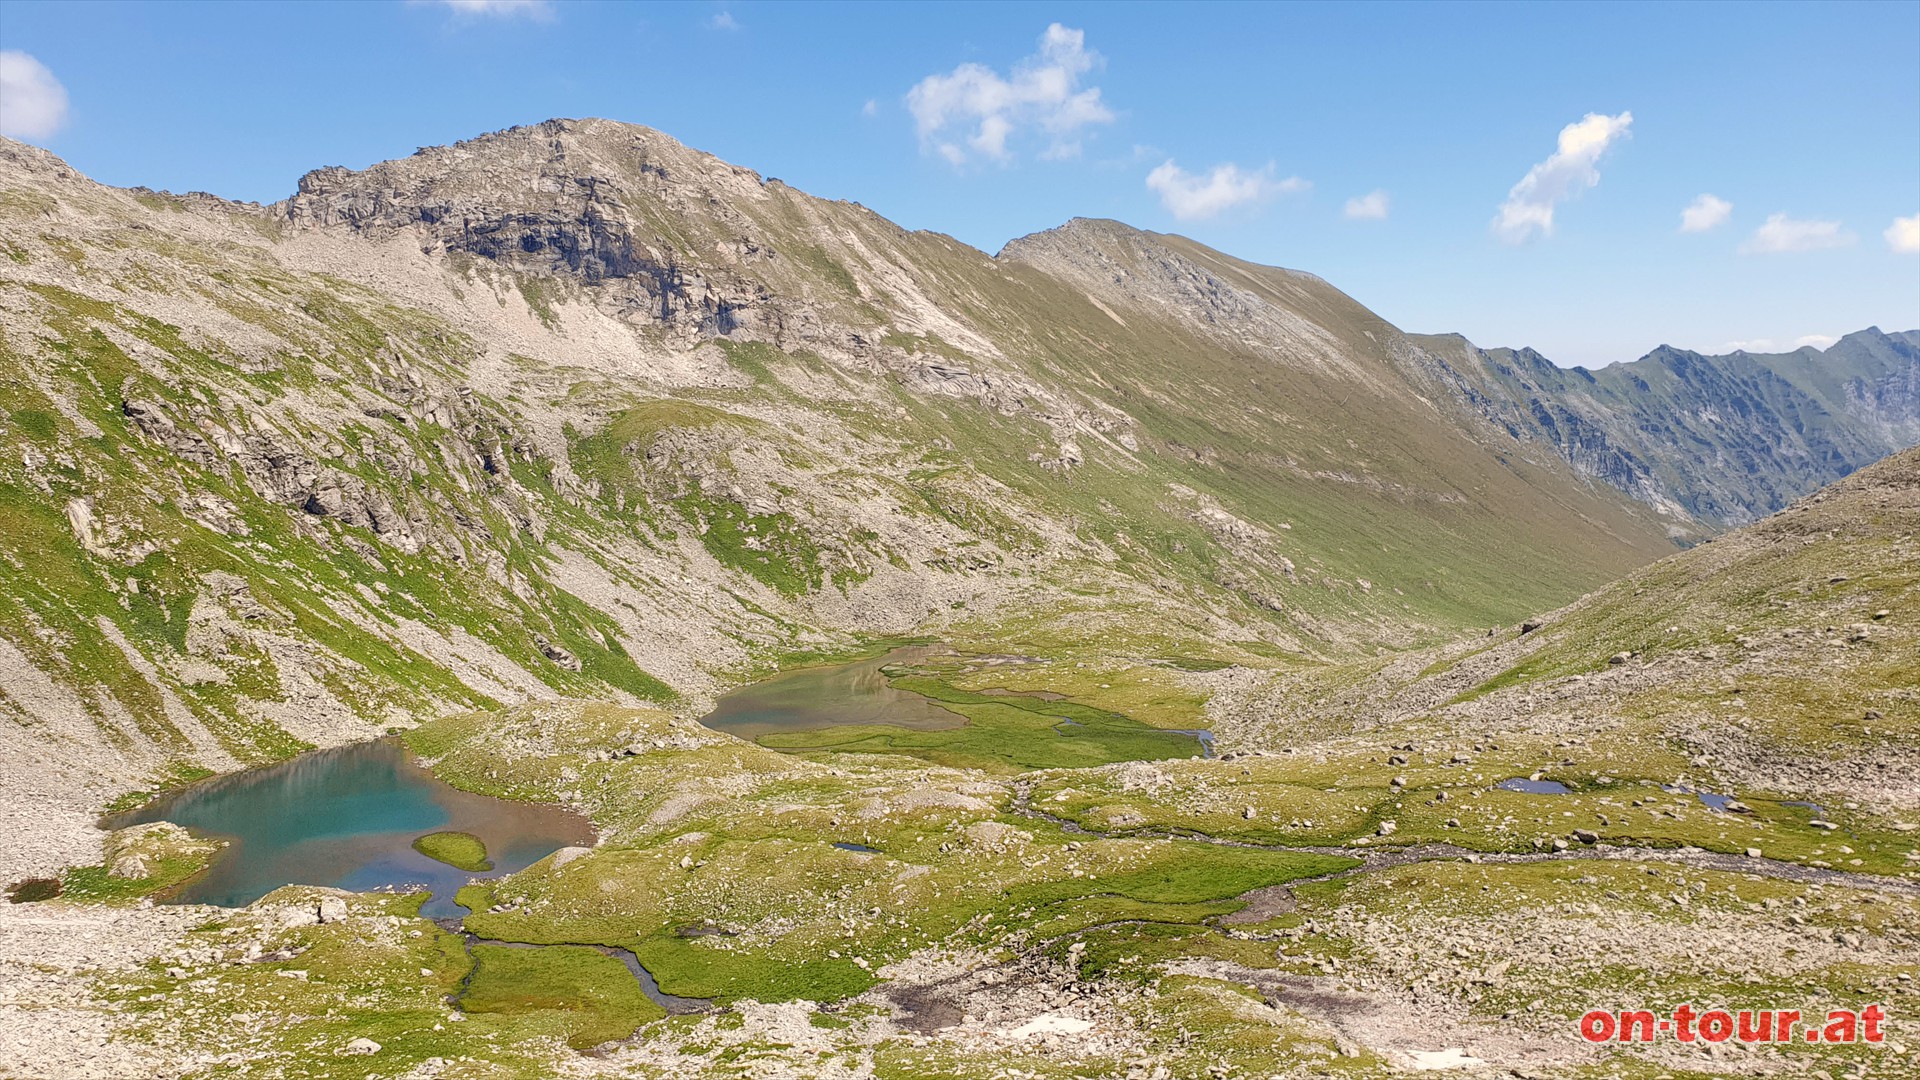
1663 784 1737 812
832 842 881 853
1167 729 1217 758
106 739 592 918
1497 777 1572 795
1782 800 1828 818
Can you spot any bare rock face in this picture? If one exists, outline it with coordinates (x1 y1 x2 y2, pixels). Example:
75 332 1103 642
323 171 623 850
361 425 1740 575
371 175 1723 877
533 633 583 672
107 852 150 880
280 119 779 342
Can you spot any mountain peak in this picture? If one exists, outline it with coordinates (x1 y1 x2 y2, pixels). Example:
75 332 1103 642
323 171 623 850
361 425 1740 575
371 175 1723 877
282 117 763 211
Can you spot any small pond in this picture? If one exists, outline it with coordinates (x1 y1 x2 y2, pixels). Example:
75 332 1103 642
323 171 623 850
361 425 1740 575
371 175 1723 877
1497 777 1573 795
696 645 1210 769
1663 783 1738 812
108 739 592 918
698 645 965 739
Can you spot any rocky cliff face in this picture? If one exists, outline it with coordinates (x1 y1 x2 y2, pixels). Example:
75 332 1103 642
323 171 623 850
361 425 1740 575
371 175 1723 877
0 118 1909 876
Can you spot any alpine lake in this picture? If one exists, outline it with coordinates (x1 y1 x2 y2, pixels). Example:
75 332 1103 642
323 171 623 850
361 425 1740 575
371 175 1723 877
109 644 1208 912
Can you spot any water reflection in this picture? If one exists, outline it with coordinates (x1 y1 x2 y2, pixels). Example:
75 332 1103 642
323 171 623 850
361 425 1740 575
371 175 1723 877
699 645 965 739
108 739 592 917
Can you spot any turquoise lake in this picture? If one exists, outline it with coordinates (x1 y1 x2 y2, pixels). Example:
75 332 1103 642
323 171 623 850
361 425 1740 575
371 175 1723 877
109 739 592 918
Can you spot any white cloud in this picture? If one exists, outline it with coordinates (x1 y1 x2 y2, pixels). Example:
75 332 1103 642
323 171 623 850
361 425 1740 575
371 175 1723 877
1343 190 1389 221
1679 193 1732 233
431 0 553 18
1739 213 1855 254
1147 160 1306 221
710 10 739 30
1718 335 1836 353
907 23 1114 165
1492 111 1633 244
861 99 878 118
0 51 69 141
1887 214 1920 254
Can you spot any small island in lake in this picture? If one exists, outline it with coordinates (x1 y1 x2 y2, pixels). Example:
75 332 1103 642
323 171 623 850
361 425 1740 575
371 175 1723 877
412 831 492 872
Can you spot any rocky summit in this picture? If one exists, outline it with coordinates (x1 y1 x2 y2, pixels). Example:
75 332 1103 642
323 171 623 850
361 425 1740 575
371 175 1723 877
0 119 1916 1080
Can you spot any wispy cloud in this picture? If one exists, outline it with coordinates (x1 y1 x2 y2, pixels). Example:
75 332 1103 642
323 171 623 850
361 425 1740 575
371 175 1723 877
861 99 878 118
1719 334 1838 353
710 10 739 31
1888 214 1920 255
1739 213 1855 255
1343 190 1389 221
907 24 1114 166
0 51 68 141
1147 160 1306 221
429 0 553 19
1492 111 1633 244
1679 193 1731 233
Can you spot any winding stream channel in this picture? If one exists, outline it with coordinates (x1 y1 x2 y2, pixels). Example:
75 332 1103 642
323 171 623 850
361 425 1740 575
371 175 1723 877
442 928 711 1015
1008 780 1920 899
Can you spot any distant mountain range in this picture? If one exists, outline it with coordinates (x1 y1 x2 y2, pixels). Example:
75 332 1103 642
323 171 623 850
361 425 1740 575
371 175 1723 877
1412 328 1919 529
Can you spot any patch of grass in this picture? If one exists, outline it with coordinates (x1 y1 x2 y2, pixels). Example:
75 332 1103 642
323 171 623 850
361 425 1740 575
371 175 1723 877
455 883 495 915
793 245 860 295
632 935 874 1004
62 853 212 903
1014 843 1353 907
6 877 62 903
8 408 57 440
413 831 491 872
103 762 218 815
677 489 827 598
460 943 663 1049
516 277 561 328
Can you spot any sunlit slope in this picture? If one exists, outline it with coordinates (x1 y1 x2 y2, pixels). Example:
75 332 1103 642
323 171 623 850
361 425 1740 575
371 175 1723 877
1220 446 1919 819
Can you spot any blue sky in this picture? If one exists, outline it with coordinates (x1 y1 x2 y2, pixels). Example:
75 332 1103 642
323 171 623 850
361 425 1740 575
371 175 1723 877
2 0 1915 366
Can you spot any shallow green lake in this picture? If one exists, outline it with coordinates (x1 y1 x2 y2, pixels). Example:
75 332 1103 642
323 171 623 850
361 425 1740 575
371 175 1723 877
699 645 1209 771
697 644 967 738
109 739 592 917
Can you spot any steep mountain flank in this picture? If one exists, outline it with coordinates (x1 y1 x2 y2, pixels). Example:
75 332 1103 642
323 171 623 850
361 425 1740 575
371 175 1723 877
0 118 1908 880
1412 329 1920 529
